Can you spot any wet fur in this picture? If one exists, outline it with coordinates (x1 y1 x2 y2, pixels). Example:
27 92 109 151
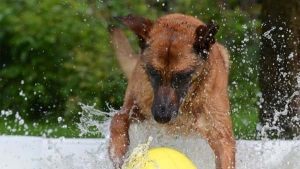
108 13 235 169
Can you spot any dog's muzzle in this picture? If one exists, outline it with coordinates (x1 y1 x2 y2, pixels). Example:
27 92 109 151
151 85 180 124
151 102 179 124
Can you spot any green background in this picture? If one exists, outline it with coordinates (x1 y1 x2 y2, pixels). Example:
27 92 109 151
0 0 261 139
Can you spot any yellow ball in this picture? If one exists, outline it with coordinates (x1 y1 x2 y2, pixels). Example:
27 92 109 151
141 147 197 169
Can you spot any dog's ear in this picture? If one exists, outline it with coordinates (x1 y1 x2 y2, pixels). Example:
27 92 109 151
193 21 219 59
116 15 153 50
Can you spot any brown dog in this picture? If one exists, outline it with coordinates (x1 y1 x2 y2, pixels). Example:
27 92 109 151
108 13 235 169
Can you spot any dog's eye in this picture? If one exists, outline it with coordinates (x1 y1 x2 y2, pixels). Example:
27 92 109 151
146 66 160 77
146 65 162 88
148 68 159 77
171 70 194 89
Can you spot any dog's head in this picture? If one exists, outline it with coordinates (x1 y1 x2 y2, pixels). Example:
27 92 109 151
119 14 218 123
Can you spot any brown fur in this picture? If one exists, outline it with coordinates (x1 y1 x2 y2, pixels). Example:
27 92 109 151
109 13 235 169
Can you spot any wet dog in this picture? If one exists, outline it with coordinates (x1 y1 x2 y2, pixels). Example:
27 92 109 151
108 13 235 169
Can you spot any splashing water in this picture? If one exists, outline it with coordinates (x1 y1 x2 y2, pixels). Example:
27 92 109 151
74 101 300 169
77 103 116 138
75 103 216 168
2 103 300 169
258 73 300 139
258 91 300 138
122 137 153 169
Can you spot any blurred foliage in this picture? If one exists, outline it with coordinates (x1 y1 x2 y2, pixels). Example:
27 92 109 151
0 0 260 139
0 0 127 122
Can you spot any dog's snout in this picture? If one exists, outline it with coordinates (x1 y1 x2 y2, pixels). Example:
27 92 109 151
152 103 178 124
151 86 180 124
153 105 172 123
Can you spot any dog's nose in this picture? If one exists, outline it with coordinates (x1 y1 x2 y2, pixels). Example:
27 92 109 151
158 105 166 112
152 104 175 124
153 112 172 124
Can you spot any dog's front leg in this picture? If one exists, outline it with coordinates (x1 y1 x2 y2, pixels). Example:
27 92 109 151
197 112 235 169
208 134 236 169
109 109 130 168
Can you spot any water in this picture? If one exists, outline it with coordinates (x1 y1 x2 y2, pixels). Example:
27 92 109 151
73 104 300 169
75 104 215 168
1 103 300 169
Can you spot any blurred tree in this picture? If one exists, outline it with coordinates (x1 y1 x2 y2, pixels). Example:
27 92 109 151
260 0 300 138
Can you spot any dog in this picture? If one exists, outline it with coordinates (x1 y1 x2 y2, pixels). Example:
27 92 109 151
108 13 235 169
